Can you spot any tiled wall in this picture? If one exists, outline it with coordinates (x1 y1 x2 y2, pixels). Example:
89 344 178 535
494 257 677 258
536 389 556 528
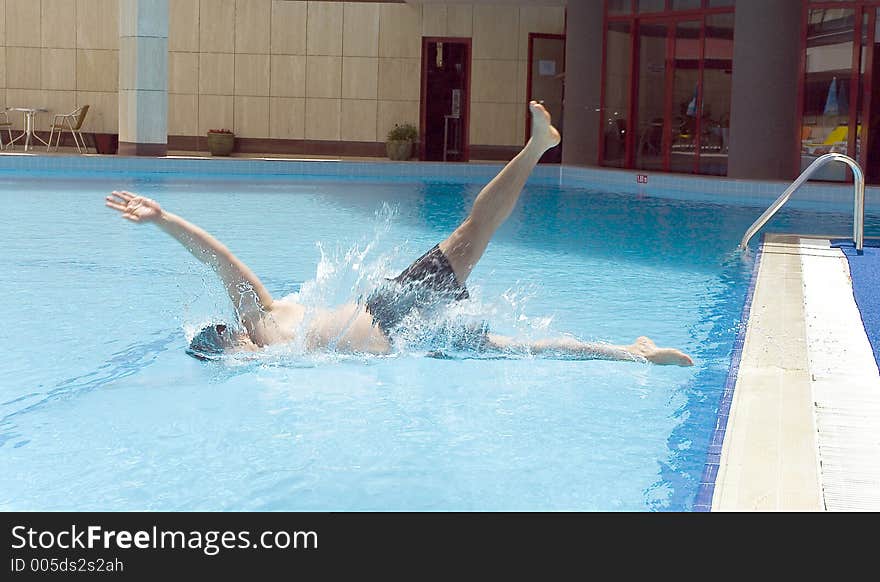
170 1 565 146
0 1 565 146
1 0 119 134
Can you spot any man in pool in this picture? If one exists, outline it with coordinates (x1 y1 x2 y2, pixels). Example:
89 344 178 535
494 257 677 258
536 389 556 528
105 102 693 366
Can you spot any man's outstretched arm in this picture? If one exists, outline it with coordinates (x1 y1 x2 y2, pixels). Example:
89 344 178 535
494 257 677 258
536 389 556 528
105 191 274 328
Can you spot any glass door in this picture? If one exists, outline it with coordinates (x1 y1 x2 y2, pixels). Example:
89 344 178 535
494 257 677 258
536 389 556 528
634 21 670 170
421 38 471 162
669 20 702 173
700 12 734 175
634 18 705 173
527 33 566 163
601 20 633 168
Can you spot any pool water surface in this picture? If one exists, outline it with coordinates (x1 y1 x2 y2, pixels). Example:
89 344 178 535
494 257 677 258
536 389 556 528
2 174 874 511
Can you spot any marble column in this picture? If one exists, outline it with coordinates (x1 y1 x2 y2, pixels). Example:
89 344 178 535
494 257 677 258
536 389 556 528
561 0 604 167
727 0 802 180
118 0 168 156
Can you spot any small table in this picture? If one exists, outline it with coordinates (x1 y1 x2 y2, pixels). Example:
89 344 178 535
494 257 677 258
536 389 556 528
5 107 49 152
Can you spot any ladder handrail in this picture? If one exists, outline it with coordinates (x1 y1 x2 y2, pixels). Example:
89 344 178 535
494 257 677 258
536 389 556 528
739 153 866 252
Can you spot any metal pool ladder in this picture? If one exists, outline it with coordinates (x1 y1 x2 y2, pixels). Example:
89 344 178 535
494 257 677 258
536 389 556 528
740 153 866 253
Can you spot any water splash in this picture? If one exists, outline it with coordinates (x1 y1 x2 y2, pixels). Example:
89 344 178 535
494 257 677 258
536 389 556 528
183 202 585 365
297 202 401 313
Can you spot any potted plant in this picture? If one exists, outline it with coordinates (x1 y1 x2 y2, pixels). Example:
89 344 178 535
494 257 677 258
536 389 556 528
385 123 418 161
206 128 235 156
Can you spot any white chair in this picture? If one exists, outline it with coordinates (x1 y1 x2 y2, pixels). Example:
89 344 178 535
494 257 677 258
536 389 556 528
47 105 90 153
0 110 15 150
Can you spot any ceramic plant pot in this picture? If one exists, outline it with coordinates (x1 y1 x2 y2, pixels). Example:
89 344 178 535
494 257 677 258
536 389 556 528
93 133 119 154
207 132 234 156
386 139 413 161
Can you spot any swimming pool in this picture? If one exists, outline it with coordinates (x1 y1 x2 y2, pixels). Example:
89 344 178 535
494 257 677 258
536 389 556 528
2 168 876 511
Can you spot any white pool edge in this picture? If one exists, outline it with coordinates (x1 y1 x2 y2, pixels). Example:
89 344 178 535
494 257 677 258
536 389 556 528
713 234 880 511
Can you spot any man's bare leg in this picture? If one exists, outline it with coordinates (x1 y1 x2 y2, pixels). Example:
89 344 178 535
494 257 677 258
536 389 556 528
439 101 560 283
486 334 694 367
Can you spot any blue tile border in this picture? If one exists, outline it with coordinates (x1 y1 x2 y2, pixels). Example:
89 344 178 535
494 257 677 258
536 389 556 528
0 153 566 185
559 165 880 215
691 235 765 512
4 154 880 214
0 155 812 241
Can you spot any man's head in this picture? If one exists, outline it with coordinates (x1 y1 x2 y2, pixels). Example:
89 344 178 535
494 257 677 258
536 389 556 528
186 323 246 360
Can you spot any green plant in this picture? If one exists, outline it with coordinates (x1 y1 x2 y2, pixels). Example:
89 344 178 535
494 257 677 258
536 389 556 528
387 123 418 142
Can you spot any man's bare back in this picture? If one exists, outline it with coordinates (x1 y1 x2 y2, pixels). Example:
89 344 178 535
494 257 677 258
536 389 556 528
269 299 392 354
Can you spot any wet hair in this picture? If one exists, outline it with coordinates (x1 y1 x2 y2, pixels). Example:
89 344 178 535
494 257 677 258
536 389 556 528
186 323 234 361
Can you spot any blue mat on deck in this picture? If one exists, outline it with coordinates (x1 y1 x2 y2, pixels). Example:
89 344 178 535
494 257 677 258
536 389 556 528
831 239 880 369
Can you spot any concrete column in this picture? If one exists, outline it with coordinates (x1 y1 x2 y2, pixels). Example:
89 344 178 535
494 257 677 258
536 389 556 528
561 0 604 167
727 0 802 180
118 0 168 156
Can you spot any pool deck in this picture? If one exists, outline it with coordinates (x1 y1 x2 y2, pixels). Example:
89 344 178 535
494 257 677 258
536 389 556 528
713 234 880 511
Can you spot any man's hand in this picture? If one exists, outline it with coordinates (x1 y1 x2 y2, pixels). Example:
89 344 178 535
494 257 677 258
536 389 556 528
105 191 163 223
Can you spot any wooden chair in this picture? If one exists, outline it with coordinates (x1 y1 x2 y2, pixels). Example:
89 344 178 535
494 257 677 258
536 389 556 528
47 105 90 153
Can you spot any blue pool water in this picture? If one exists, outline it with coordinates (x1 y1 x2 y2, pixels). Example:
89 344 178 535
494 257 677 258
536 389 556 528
2 172 876 511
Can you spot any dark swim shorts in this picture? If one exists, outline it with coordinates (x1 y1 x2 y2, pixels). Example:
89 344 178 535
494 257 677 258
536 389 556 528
365 244 488 348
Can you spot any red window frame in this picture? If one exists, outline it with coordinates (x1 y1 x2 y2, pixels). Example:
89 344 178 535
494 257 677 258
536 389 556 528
599 0 736 174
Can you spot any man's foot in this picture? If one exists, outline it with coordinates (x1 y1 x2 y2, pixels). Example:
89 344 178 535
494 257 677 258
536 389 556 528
529 101 561 151
628 336 694 367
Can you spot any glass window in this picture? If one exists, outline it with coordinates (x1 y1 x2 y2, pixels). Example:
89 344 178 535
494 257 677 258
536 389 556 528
672 0 702 10
801 8 856 171
669 21 701 173
601 0 735 174
856 11 868 167
700 13 735 175
866 5 880 182
603 21 633 167
638 0 666 14
607 0 633 14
